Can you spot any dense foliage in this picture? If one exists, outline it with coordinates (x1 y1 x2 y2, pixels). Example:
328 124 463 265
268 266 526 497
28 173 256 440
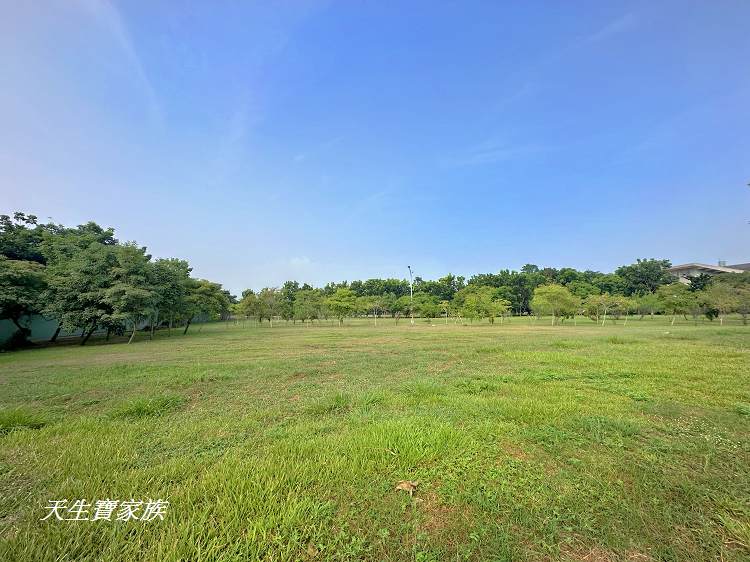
236 258 750 327
2 211 749 347
0 213 232 346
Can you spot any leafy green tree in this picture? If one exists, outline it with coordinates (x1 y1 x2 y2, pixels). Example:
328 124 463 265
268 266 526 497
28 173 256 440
293 289 324 323
380 292 397 318
0 256 46 343
152 258 192 335
590 273 625 295
415 274 465 301
412 292 440 320
567 280 600 299
557 268 581 286
43 241 118 345
531 284 579 325
279 281 300 322
183 279 231 334
237 290 260 322
614 295 637 325
586 293 627 325
714 272 750 324
636 293 663 319
439 300 451 324
656 282 695 326
703 283 739 325
325 288 356 326
615 259 673 296
736 286 750 325
356 295 374 318
456 286 510 324
686 273 713 292
0 213 46 263
257 288 280 326
104 244 156 344
393 295 412 323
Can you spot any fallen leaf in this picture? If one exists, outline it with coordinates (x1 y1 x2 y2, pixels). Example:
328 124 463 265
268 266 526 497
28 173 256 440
394 480 419 496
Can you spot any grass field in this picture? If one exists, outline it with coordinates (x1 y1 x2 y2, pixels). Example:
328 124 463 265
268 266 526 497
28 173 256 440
0 318 749 561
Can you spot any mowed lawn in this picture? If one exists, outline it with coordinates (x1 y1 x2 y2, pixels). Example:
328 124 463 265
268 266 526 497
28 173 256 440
0 319 749 561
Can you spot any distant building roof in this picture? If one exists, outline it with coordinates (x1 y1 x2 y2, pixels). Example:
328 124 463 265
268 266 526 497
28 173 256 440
728 263 750 271
668 263 745 275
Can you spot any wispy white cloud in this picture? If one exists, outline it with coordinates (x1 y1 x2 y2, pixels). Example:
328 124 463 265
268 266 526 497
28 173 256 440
74 0 163 124
579 13 637 46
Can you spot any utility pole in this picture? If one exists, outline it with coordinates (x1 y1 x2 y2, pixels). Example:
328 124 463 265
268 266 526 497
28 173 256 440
407 265 414 325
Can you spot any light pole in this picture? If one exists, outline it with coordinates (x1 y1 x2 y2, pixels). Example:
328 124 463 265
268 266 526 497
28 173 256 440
407 265 414 325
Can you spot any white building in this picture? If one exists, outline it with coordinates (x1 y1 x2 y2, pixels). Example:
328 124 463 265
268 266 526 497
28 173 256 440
668 262 750 283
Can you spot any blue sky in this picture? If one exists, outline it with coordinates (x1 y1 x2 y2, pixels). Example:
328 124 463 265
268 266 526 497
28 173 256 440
2 1 749 295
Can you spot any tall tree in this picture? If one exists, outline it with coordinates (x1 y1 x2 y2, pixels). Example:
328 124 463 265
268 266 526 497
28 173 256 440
183 279 231 334
43 241 119 345
531 284 579 325
104 244 156 344
704 282 739 325
0 256 46 344
656 283 695 326
325 288 356 326
615 259 673 296
257 287 280 326
293 289 324 323
152 258 192 335
279 281 300 322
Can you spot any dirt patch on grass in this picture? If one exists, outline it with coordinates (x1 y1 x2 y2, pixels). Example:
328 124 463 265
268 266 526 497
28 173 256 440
418 492 473 539
501 443 529 461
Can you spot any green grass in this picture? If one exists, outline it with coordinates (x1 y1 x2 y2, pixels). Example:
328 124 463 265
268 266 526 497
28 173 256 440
0 317 748 561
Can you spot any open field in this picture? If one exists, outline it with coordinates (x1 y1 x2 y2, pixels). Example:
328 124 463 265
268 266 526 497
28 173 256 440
1 318 749 561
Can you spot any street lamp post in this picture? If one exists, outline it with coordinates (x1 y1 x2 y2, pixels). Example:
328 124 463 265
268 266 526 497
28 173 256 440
407 265 414 325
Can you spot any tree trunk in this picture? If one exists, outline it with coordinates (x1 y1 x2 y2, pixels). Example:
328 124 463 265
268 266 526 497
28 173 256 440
551 315 555 326
168 315 173 336
128 321 138 344
10 316 31 342
80 324 97 346
183 318 193 335
671 314 676 326
720 315 724 326
601 310 607 326
49 325 62 343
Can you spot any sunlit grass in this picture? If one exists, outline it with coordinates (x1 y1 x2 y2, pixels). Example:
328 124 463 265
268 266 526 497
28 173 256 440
0 317 748 561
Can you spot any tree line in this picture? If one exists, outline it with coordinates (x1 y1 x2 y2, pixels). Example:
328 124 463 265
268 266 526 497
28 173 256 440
236 260 750 327
3 212 749 348
0 213 232 347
